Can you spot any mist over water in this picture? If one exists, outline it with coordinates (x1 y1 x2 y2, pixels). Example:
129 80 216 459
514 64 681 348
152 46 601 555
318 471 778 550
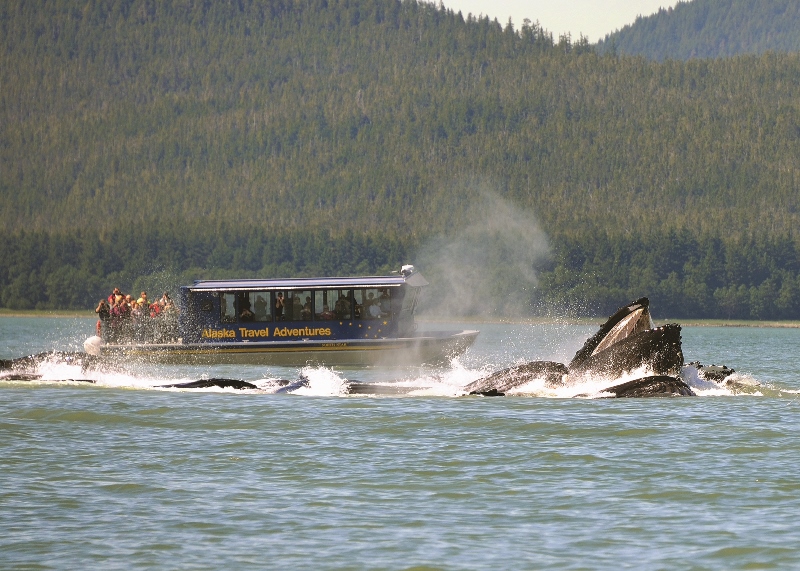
415 191 551 319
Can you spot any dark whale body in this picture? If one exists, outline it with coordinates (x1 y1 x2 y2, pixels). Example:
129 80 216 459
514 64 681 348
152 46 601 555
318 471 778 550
465 298 702 398
0 351 100 374
0 371 96 383
465 361 568 396
596 375 695 398
568 324 684 378
158 378 260 390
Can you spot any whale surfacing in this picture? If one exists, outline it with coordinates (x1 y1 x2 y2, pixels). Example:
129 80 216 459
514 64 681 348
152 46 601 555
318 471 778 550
465 361 568 396
465 297 703 398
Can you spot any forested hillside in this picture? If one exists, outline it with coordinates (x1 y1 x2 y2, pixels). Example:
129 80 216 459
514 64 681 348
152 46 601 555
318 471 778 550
598 0 800 60
2 0 800 319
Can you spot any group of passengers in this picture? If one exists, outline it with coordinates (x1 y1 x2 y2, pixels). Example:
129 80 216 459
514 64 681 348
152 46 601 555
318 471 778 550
95 288 178 344
270 292 351 322
231 289 389 323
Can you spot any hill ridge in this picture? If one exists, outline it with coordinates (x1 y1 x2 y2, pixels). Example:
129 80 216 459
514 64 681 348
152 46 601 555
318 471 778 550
598 0 800 60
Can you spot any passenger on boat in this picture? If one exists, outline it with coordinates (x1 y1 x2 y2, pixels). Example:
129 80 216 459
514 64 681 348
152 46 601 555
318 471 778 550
108 287 122 305
275 293 285 320
130 300 146 342
301 296 312 320
240 299 255 321
108 295 129 343
95 299 110 338
149 300 161 318
319 304 335 320
121 295 134 341
365 292 381 318
254 295 268 321
334 295 351 319
290 296 302 320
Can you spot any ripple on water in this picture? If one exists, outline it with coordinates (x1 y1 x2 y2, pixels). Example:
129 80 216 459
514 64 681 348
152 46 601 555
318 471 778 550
3 321 800 568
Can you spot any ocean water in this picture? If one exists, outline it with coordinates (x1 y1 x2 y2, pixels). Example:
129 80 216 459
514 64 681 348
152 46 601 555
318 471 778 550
2 317 800 569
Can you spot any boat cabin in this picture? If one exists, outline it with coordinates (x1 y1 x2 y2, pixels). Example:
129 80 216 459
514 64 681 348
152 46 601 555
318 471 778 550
178 266 429 343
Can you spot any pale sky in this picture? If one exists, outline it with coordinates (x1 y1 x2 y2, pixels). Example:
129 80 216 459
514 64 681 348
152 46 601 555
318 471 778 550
440 0 682 43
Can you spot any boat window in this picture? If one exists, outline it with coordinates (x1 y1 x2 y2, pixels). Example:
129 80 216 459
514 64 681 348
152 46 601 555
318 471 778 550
333 289 352 320
314 289 351 320
251 292 272 322
220 293 237 323
402 287 419 314
378 288 392 316
285 290 312 321
355 288 390 319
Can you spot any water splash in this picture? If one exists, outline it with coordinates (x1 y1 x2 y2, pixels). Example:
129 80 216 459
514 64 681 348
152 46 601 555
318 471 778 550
289 367 350 397
0 350 777 399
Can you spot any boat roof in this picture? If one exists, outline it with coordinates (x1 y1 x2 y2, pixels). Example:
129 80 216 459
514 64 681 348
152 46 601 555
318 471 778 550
186 271 429 292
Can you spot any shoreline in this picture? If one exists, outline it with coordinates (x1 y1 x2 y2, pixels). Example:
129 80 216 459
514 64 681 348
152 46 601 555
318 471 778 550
415 315 800 328
2 310 799 328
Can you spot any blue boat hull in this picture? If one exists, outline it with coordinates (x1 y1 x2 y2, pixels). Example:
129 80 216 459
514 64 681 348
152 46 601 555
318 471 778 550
92 330 479 367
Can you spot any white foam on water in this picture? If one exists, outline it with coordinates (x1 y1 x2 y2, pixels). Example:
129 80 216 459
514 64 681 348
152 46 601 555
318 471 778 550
681 365 733 396
5 352 771 399
504 376 557 397
500 365 647 398
250 377 300 394
403 358 488 396
289 366 350 396
29 355 210 391
30 358 164 390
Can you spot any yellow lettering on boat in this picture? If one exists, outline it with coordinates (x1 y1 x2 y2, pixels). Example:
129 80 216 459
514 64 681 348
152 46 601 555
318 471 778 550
239 327 270 338
272 327 332 337
201 328 236 339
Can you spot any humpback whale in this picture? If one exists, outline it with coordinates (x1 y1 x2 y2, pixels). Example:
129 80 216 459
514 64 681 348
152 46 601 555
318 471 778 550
158 379 260 390
465 298 698 397
460 361 569 397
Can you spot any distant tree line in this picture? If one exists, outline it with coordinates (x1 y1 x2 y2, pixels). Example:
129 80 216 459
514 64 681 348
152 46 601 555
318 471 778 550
544 230 800 319
3 225 800 320
0 225 412 311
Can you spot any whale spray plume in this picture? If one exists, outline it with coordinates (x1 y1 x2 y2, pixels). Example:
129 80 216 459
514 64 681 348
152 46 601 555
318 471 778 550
415 189 551 319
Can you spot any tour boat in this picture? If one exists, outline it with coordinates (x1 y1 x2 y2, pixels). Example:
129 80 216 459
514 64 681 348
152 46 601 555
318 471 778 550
84 266 478 366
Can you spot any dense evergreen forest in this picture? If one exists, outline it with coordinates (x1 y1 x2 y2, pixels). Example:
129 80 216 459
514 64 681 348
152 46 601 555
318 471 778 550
2 0 800 319
598 0 800 60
